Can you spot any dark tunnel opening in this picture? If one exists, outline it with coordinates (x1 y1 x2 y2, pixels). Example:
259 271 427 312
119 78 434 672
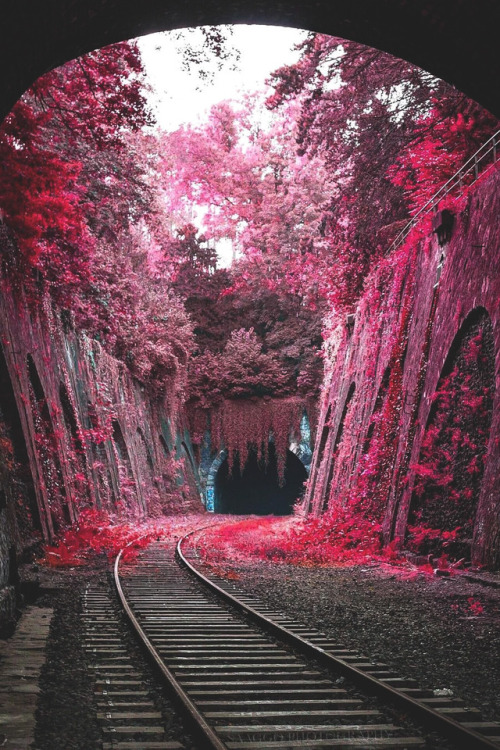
214 443 307 515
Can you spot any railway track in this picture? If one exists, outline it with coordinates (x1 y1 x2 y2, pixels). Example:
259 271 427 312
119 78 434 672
83 583 185 749
114 531 500 750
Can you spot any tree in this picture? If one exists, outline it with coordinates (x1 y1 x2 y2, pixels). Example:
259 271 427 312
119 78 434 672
388 97 498 216
0 41 152 305
266 33 498 308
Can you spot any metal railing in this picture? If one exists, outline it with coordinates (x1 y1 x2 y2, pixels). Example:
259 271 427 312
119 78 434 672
387 128 500 254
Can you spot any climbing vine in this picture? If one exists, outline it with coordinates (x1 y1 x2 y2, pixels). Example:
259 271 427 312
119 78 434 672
407 312 495 558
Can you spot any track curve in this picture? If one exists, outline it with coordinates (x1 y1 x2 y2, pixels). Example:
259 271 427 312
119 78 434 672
113 530 500 749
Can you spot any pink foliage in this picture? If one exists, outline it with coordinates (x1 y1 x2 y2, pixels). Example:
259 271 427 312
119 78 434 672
196 513 385 568
40 509 203 567
407 315 495 557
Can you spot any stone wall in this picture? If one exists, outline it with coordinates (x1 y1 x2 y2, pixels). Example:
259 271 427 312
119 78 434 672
0 272 202 629
305 168 500 567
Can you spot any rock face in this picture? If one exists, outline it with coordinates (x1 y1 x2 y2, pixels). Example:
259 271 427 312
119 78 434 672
0 260 202 630
305 168 500 568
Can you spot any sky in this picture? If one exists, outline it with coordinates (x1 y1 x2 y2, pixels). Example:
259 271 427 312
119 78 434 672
137 25 307 265
137 25 306 132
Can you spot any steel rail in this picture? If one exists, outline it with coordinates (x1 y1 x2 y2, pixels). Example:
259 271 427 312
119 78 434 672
114 548 227 750
177 527 499 750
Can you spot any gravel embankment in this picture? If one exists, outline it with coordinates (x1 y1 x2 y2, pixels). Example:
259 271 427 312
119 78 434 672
223 560 500 721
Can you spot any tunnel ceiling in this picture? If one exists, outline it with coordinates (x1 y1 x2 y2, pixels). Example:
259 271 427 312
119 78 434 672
1 1 499 121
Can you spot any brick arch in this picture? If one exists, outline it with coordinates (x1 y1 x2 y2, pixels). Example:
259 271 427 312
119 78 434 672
1 2 498 124
405 307 495 560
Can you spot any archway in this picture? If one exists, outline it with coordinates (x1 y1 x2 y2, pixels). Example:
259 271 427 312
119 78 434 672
322 382 356 512
59 382 88 507
178 441 201 503
214 442 307 515
362 367 391 455
27 355 70 530
406 308 495 559
111 420 139 511
136 427 159 512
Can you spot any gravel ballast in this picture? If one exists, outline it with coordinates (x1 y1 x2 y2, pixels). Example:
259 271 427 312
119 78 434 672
219 560 500 722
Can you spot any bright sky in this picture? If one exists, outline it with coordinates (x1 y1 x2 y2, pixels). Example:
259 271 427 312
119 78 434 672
137 25 307 266
137 25 306 132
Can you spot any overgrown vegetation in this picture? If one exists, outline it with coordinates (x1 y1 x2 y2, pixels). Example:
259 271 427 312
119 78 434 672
0 28 498 565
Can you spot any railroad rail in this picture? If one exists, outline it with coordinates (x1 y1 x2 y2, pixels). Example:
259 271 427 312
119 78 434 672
114 531 500 749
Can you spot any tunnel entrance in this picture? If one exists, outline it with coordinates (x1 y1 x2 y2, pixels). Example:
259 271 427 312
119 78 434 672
214 443 307 515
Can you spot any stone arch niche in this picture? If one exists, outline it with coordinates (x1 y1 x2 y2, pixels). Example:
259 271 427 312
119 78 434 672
159 434 170 457
305 404 332 511
26 355 71 532
0 346 41 539
405 308 495 560
86 401 118 510
321 382 356 513
178 441 201 504
136 427 159 513
111 420 140 513
214 442 308 515
362 366 391 455
59 382 89 508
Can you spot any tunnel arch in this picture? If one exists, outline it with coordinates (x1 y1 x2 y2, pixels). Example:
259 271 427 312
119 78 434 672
27 355 70 531
213 442 308 515
206 449 228 512
1 3 498 125
405 307 495 559
321 382 356 513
